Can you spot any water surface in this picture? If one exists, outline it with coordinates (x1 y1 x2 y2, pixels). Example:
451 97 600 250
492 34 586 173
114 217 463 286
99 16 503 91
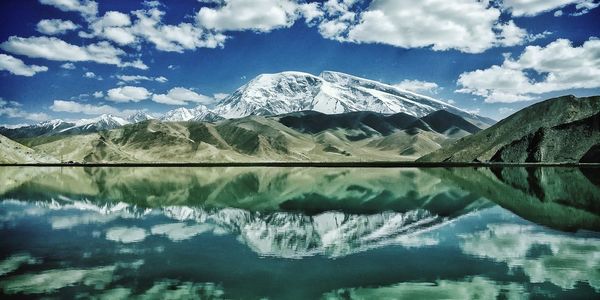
0 166 599 299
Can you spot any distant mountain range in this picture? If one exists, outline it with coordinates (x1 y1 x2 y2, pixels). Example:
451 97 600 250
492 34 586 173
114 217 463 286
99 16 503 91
0 71 597 164
0 71 494 140
14 109 481 163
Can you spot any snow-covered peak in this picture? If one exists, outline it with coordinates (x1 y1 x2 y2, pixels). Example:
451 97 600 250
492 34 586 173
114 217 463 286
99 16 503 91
64 114 130 133
37 119 68 129
160 107 196 122
212 70 490 124
127 111 156 124
161 105 223 122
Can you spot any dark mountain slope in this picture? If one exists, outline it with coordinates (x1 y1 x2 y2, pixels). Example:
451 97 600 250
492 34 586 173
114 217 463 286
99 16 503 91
491 112 600 162
419 95 600 162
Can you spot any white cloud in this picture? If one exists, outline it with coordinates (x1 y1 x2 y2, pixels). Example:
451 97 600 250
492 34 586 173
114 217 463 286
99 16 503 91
116 75 151 82
554 9 564 16
106 86 151 102
457 38 600 102
84 71 97 78
39 0 98 19
501 0 599 17
36 19 79 35
213 93 229 100
152 87 213 105
133 9 227 52
60 62 76 69
196 0 319 32
0 98 50 121
120 59 148 70
85 11 136 46
93 91 104 98
116 74 168 83
50 100 119 115
143 0 162 8
316 0 534 53
393 79 439 94
0 36 146 69
0 54 48 76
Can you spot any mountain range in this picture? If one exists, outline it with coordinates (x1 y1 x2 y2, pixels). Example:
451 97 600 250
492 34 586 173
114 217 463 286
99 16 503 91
0 71 494 140
17 109 480 163
0 71 598 164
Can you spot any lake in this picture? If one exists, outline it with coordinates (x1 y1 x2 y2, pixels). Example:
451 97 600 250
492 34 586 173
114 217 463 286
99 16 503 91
0 166 599 299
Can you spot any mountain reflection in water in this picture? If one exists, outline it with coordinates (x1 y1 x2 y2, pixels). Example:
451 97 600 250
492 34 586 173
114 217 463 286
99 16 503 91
0 166 599 299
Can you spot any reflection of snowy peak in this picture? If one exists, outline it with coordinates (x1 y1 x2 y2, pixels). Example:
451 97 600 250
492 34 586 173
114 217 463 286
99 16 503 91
213 71 487 124
163 206 446 258
25 199 454 258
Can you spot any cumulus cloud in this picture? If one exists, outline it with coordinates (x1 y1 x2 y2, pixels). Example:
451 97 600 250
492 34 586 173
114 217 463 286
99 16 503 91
393 79 440 94
213 93 229 101
39 0 98 19
197 0 300 32
132 9 227 52
501 0 599 17
116 74 168 83
36 19 79 35
457 38 600 102
79 8 228 53
0 36 147 69
0 98 50 121
60 62 75 69
152 87 214 105
84 71 101 79
106 86 151 102
50 100 119 115
93 91 104 98
83 11 137 46
196 0 322 33
315 0 538 53
0 54 48 76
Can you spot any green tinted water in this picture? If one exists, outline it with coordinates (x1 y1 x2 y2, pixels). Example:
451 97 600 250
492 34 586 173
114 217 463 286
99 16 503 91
0 166 599 299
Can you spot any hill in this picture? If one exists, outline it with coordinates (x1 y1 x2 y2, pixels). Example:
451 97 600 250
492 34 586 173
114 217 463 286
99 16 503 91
419 95 600 163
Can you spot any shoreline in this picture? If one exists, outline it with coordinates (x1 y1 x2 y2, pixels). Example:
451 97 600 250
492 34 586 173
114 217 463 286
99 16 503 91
1 162 599 168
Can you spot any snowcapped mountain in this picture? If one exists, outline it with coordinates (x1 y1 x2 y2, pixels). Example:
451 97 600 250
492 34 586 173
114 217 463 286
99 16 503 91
127 111 156 123
0 119 76 139
64 114 129 133
0 70 494 140
213 71 494 125
160 105 222 122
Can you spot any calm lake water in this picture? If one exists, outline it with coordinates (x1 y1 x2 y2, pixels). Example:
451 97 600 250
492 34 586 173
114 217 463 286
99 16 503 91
0 166 599 299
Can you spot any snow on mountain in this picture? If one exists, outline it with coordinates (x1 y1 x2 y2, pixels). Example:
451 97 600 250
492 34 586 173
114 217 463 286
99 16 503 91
127 111 156 124
61 114 130 133
160 107 196 122
37 119 70 130
213 71 492 125
161 105 222 122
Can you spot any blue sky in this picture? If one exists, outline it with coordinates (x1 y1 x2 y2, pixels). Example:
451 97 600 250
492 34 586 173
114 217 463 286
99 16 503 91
0 0 599 125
